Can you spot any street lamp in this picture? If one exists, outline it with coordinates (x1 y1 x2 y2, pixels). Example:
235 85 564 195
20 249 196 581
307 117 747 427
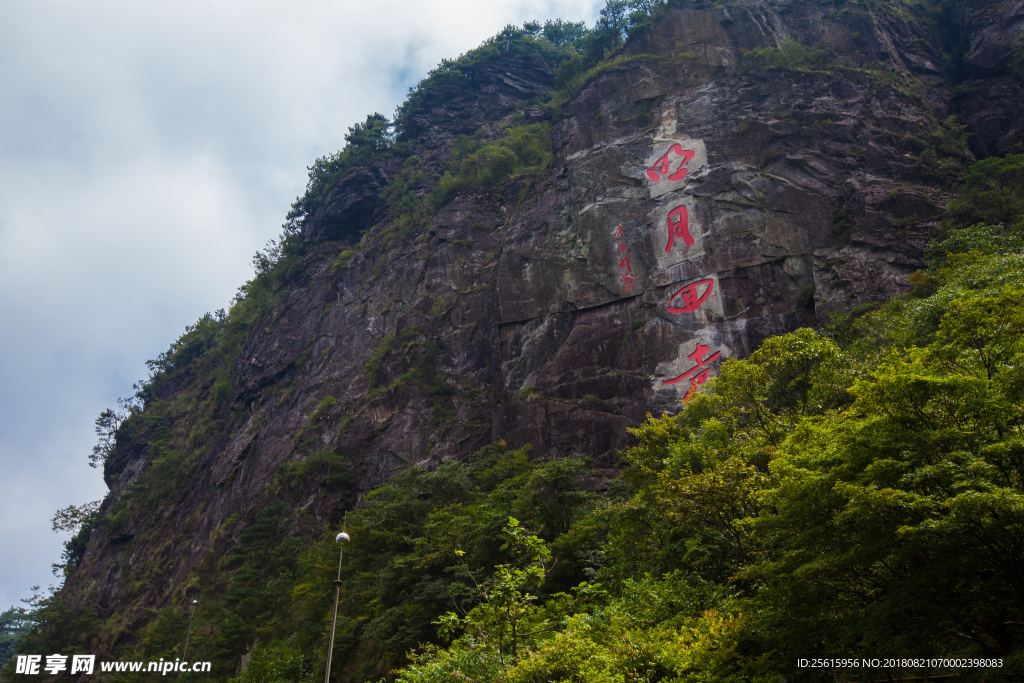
324 529 350 683
182 599 198 660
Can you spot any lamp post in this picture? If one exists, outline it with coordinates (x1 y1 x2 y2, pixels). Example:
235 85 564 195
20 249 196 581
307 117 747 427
324 529 350 683
182 599 198 660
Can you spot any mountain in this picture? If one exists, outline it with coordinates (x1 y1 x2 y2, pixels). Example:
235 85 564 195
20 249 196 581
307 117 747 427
13 0 1024 680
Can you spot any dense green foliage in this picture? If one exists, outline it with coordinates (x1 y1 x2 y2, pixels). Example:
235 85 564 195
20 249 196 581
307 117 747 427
434 123 553 204
309 447 597 681
212 502 306 660
947 154 1024 232
230 647 308 683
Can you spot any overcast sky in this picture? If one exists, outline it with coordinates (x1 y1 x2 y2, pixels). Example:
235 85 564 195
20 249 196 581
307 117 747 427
0 0 603 612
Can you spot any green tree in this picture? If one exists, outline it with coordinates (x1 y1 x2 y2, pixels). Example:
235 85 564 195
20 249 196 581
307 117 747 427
51 500 102 573
343 113 393 152
946 154 1024 231
0 605 35 671
437 519 558 665
288 113 394 219
88 408 123 468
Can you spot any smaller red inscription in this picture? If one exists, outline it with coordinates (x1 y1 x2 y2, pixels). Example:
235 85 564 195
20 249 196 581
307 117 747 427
665 205 694 253
614 224 636 293
646 144 697 183
667 278 714 314
664 343 722 401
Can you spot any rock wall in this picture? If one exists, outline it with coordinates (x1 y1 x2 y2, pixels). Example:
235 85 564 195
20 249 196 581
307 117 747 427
72 0 1023 649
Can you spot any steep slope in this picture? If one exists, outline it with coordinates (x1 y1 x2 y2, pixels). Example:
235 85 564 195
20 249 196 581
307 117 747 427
34 0 1024 676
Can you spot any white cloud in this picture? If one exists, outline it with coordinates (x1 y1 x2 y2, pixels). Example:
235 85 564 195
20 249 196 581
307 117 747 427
0 0 604 611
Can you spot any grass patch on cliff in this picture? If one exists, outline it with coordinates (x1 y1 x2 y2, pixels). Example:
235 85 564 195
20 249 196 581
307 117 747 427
370 155 440 250
364 326 449 402
330 247 359 274
550 53 665 103
364 331 397 395
740 39 845 73
434 123 554 205
348 123 552 258
309 396 337 423
276 450 353 493
293 395 339 443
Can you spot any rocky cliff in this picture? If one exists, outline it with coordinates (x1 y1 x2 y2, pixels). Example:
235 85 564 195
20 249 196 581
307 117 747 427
55 0 1024 667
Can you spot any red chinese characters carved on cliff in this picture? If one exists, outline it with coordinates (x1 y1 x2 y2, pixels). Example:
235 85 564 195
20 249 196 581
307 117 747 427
613 225 633 292
646 144 696 183
667 278 714 314
665 205 693 253
663 343 721 401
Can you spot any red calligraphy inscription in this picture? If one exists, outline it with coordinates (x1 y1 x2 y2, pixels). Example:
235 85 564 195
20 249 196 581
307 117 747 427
665 205 694 253
664 343 721 401
646 144 696 183
613 225 634 292
667 278 714 314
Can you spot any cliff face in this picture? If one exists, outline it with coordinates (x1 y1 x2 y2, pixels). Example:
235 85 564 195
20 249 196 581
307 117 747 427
68 0 1022 658
961 0 1024 156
